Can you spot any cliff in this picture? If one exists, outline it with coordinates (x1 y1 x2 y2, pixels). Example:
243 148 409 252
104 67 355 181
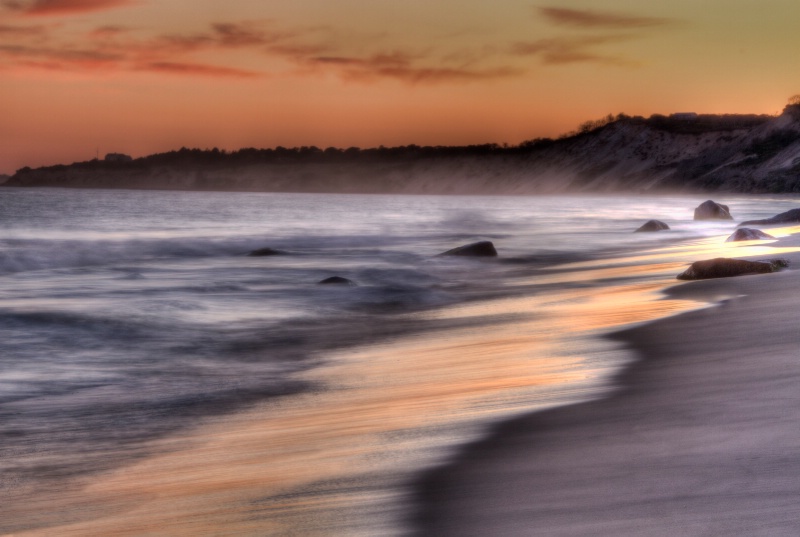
6 107 800 194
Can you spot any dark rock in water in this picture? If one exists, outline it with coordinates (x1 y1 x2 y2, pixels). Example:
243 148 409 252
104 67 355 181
318 276 356 286
725 228 776 242
439 241 497 257
739 208 800 227
634 219 670 232
247 247 287 256
693 200 733 220
676 257 787 280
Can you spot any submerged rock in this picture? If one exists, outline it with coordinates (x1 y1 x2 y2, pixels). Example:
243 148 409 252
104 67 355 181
740 208 800 227
247 247 287 256
634 220 670 232
676 257 788 280
439 240 497 257
693 200 733 220
318 276 356 286
725 228 776 242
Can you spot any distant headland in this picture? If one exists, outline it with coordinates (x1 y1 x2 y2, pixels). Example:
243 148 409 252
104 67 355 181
5 105 800 195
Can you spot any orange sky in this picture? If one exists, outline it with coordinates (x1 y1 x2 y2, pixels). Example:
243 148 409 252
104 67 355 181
2 0 800 174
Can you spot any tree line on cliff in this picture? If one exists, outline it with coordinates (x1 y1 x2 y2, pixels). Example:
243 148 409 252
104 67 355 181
7 104 800 194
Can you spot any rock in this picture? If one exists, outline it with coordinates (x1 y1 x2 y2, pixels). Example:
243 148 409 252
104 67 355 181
767 258 790 270
634 220 670 232
725 228 776 242
693 200 733 220
739 208 800 227
676 257 787 280
247 247 287 256
439 241 497 257
318 276 356 286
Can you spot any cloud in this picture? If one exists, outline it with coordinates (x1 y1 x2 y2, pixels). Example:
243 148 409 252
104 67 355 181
1 18 522 83
511 34 639 66
1 0 134 16
0 20 277 77
370 65 521 84
0 43 124 73
0 43 122 62
0 24 47 40
211 22 286 48
0 23 46 34
137 61 261 78
538 6 675 29
307 54 519 83
88 25 131 37
519 8 679 67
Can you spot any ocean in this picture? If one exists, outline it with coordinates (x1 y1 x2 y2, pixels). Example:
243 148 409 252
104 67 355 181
1 187 797 535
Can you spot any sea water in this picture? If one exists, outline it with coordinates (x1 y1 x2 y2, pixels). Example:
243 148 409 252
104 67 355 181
1 188 797 535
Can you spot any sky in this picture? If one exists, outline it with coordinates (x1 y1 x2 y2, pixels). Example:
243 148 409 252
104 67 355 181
2 0 800 174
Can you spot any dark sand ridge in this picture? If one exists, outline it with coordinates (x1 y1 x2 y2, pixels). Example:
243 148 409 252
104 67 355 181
414 227 800 536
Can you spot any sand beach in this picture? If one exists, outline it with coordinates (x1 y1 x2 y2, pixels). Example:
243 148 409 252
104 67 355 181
415 227 800 536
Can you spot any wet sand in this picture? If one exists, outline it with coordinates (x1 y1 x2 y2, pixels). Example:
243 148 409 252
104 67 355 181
414 230 800 536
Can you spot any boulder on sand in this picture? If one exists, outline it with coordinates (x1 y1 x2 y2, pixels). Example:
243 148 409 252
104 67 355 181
739 208 800 227
677 258 788 280
318 276 356 286
693 200 733 220
439 241 497 257
634 220 670 232
725 228 776 242
247 247 287 256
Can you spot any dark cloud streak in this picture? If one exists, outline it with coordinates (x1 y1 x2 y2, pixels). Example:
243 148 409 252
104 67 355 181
0 23 47 34
538 6 676 29
138 61 261 78
304 48 517 83
0 42 122 62
511 34 640 66
2 0 134 16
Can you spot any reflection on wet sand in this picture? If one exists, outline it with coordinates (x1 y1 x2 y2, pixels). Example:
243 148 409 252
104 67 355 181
13 231 790 536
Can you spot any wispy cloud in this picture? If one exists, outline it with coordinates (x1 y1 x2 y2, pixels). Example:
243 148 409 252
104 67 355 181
7 14 654 82
511 34 640 66
538 6 675 29
140 21 519 83
296 50 521 84
518 7 680 68
0 23 47 34
0 43 122 62
88 24 132 37
1 0 134 16
306 53 519 83
211 22 287 48
0 24 265 77
138 61 261 78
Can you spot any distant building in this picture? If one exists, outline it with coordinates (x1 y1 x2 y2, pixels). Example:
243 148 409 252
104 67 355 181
104 153 133 163
670 112 698 120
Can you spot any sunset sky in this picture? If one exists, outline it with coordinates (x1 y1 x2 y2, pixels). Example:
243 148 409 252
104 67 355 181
2 0 800 174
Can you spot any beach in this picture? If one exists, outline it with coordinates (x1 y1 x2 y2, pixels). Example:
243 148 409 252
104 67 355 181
415 227 800 536
3 190 800 536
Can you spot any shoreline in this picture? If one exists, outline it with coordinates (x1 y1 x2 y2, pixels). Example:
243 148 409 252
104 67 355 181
412 229 800 536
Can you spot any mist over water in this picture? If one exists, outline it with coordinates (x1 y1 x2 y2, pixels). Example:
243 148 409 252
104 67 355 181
1 188 797 534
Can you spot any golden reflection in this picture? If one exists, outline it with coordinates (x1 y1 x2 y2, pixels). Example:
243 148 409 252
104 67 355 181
12 319 598 536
